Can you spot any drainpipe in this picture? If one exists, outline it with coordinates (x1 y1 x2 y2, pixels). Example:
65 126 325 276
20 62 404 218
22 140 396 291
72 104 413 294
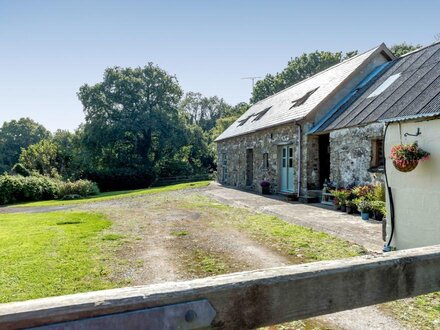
383 122 395 252
296 123 302 198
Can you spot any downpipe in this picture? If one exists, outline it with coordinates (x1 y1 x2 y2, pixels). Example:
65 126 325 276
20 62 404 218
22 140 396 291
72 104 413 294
383 122 395 252
296 123 302 198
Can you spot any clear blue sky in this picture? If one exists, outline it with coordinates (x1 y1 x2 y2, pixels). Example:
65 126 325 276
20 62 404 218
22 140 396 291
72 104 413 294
1 0 439 131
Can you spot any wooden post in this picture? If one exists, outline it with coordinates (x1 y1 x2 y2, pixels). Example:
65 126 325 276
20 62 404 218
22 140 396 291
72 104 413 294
1 245 440 329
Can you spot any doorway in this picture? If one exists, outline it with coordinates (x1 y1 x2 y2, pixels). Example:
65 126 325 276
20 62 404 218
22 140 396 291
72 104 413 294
280 145 294 192
318 134 330 187
246 149 254 186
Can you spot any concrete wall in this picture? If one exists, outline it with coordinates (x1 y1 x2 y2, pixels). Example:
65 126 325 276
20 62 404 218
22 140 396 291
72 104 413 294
385 118 440 250
329 123 384 187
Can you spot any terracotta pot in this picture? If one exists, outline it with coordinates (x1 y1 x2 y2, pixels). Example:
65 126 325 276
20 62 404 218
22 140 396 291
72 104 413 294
393 160 418 172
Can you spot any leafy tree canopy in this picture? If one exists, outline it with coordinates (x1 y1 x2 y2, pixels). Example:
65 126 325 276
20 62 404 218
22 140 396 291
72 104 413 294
78 63 183 171
0 118 50 173
390 43 422 57
179 92 232 132
19 139 60 177
76 63 215 188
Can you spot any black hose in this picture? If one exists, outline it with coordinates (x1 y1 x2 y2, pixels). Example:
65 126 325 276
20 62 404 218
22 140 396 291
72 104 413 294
383 122 395 250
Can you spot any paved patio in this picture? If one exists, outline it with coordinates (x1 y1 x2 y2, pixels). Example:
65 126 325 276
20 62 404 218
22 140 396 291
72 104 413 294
204 183 384 253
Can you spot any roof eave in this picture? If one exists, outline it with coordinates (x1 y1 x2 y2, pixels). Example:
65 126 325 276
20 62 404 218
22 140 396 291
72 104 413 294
381 112 440 124
214 117 304 143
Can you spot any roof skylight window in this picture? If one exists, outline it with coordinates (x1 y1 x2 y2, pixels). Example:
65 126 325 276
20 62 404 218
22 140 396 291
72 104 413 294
290 87 319 109
367 73 401 98
238 116 252 126
252 107 272 121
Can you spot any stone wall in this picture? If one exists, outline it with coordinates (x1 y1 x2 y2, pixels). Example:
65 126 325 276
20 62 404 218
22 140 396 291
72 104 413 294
329 123 384 187
216 123 299 194
217 121 385 194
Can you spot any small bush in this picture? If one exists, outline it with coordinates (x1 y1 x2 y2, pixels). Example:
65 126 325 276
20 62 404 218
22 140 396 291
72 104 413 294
0 174 99 205
0 174 59 205
57 180 100 199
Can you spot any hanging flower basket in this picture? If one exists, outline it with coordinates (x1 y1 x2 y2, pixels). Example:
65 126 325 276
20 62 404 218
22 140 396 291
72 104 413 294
390 142 429 173
392 159 419 172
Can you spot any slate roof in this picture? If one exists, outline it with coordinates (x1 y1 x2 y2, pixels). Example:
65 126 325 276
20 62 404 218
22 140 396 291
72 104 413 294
314 41 440 133
215 45 389 142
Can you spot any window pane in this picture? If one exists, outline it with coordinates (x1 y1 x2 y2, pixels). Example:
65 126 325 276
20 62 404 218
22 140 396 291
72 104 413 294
282 159 286 167
282 148 286 157
263 153 269 169
289 147 293 157
289 159 293 167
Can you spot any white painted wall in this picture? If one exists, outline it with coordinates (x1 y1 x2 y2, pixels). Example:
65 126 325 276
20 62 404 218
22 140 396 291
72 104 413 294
385 118 440 250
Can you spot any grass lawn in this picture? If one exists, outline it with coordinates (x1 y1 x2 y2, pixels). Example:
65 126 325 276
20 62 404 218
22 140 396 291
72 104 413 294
383 293 440 329
0 211 122 303
10 181 211 208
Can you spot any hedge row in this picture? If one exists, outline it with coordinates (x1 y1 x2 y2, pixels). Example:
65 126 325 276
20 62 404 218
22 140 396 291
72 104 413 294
0 174 99 205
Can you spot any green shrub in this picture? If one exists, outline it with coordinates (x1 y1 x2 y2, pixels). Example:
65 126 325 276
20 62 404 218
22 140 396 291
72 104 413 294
0 174 99 205
0 174 60 205
57 180 100 199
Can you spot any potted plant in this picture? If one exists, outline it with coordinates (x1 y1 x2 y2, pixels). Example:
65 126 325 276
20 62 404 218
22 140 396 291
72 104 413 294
390 142 430 173
260 180 271 195
330 189 350 212
332 197 340 210
357 199 371 221
371 201 386 221
345 200 356 214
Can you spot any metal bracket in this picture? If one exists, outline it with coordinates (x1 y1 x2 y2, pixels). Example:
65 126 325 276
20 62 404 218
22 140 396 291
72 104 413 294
33 299 216 330
404 128 421 137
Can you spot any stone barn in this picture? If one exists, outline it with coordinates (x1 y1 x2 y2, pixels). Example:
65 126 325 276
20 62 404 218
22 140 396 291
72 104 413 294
313 41 440 190
215 44 394 198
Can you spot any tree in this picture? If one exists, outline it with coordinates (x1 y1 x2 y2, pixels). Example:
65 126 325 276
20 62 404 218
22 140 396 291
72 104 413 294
77 63 213 189
78 63 183 169
19 139 60 177
52 130 79 177
0 118 51 173
251 51 357 103
179 92 232 132
390 43 422 57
